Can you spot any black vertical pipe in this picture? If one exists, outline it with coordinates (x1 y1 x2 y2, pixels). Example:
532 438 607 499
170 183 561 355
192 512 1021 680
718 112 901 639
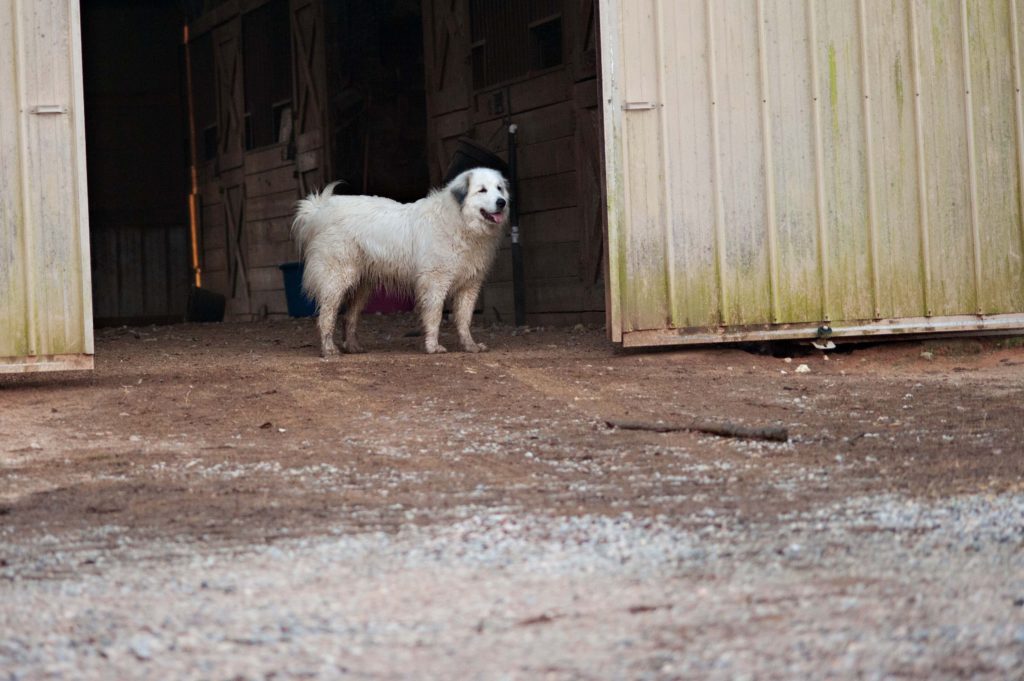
508 124 525 327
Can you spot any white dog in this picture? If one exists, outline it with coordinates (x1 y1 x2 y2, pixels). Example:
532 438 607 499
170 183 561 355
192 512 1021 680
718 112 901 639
291 167 510 357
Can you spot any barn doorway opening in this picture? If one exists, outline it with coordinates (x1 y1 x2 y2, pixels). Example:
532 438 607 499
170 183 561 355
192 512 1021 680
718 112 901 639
81 0 192 327
80 0 603 328
80 0 431 325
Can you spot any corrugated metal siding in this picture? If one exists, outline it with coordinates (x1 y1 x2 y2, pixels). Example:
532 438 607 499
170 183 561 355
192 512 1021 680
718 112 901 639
0 0 93 372
600 0 1024 346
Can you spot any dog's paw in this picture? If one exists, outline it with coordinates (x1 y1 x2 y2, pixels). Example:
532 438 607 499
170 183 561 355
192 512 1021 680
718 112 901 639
463 342 488 353
425 343 448 354
321 342 340 358
342 341 366 354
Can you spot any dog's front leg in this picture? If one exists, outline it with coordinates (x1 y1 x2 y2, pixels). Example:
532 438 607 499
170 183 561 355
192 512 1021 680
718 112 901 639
417 279 449 354
452 283 486 352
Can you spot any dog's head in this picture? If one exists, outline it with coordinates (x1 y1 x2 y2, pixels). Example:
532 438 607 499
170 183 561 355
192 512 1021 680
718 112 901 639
448 168 510 233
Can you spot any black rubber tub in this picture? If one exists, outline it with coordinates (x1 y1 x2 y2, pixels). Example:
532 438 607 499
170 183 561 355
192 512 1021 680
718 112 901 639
443 138 509 184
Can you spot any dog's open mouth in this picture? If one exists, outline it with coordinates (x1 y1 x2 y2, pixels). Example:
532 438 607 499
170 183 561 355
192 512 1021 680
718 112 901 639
480 209 505 225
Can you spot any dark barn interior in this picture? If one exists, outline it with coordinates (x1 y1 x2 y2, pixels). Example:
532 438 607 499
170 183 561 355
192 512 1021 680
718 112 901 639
82 1 192 326
81 0 604 327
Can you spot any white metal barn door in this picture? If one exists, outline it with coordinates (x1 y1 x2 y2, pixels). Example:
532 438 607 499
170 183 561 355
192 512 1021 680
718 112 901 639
0 0 94 372
600 0 1024 347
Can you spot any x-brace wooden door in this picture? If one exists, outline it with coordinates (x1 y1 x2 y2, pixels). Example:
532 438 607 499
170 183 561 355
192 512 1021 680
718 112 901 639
290 0 329 194
422 0 471 183
213 18 250 316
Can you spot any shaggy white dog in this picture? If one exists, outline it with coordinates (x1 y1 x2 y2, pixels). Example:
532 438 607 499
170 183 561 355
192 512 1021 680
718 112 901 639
291 168 510 357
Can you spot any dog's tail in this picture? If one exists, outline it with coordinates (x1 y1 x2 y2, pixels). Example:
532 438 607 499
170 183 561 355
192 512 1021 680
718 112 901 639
291 181 342 256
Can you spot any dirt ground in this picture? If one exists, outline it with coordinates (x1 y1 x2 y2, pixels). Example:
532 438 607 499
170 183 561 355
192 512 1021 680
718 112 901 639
2 316 1023 680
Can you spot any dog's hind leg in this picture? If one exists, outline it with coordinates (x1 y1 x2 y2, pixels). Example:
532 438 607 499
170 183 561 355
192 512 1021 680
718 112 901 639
416 278 450 354
312 264 358 358
452 282 486 352
341 282 373 353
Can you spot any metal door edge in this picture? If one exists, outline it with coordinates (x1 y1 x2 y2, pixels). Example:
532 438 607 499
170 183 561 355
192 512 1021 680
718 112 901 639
0 354 95 374
620 313 1024 348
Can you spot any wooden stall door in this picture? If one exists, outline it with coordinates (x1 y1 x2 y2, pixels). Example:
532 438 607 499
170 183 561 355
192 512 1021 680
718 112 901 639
422 0 472 184
572 0 604 289
290 0 329 193
213 18 250 316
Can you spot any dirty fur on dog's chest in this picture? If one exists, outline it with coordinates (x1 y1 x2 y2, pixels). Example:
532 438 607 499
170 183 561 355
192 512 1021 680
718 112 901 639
435 230 501 289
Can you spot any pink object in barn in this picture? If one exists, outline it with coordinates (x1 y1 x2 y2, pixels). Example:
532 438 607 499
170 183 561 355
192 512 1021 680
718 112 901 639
363 288 414 314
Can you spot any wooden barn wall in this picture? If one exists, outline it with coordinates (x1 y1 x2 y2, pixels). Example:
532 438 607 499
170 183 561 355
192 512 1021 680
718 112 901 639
323 0 429 202
191 0 429 320
423 0 605 326
189 0 329 320
82 1 190 325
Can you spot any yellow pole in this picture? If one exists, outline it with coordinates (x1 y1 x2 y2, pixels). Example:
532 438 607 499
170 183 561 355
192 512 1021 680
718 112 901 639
183 24 202 288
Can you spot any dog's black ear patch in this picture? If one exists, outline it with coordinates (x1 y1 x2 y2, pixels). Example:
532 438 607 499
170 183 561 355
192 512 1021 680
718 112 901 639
451 172 471 206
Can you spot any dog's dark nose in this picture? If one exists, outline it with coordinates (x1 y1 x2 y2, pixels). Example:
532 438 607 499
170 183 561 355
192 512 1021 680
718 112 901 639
496 197 507 209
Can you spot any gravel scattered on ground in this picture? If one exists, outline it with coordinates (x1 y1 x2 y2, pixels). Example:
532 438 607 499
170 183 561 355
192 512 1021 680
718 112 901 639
1 319 1023 679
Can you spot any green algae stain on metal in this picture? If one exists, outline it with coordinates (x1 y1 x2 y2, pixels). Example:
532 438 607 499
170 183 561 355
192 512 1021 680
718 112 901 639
894 51 905 122
931 3 948 68
0 209 29 359
608 161 630 333
828 43 839 136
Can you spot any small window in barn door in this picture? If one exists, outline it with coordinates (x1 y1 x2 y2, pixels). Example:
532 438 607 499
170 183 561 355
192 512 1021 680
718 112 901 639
470 0 563 90
529 16 562 70
242 0 292 150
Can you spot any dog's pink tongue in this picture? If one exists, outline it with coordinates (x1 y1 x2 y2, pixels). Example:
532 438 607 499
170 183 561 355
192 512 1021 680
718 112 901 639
490 212 505 224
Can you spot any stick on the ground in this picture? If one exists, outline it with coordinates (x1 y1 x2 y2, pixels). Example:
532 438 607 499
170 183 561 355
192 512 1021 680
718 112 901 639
605 418 789 443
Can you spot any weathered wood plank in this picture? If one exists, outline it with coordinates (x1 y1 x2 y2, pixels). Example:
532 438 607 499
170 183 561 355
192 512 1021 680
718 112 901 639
246 164 298 198
213 19 245 171
292 149 317 174
489 241 582 282
523 206 583 244
248 265 285 292
250 289 289 316
205 247 228 273
89 229 119 320
167 225 190 314
188 0 239 38
518 136 575 179
142 226 169 315
484 276 604 314
199 179 223 207
201 203 226 248
434 108 471 140
519 171 577 213
573 77 600 109
422 0 471 117
493 309 606 327
509 68 573 114
571 0 599 82
247 189 298 222
575 104 604 287
248 240 297 268
249 217 293 245
244 143 293 175
475 100 576 152
203 269 230 297
118 227 144 317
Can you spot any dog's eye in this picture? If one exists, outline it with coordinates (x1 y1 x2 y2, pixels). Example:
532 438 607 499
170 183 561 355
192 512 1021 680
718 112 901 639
478 187 487 193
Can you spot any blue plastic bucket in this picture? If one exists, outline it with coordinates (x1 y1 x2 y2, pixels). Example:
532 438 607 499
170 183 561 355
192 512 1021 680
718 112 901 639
278 262 317 317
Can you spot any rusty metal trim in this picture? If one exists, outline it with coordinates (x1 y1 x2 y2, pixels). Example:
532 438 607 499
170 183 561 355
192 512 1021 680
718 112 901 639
620 313 1024 348
0 354 94 374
